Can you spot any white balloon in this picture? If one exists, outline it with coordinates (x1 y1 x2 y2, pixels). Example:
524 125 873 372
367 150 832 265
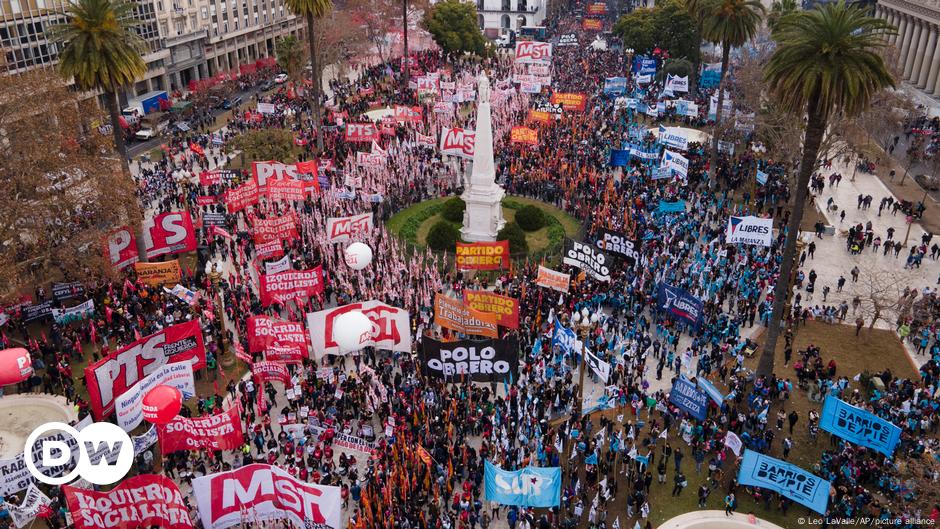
332 310 373 352
344 242 373 270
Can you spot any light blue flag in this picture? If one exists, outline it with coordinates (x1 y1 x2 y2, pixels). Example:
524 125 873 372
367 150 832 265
819 395 901 457
585 452 598 465
696 378 725 407
552 321 579 356
531 338 543 358
756 169 769 185
737 449 830 515
484 461 562 507
656 200 686 214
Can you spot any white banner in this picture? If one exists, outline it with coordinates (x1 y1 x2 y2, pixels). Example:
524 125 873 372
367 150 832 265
439 127 475 159
661 149 689 178
193 464 342 529
584 349 611 384
51 299 95 323
724 431 743 456
514 41 552 64
665 74 689 93
0 416 97 495
115 362 195 431
9 484 52 528
132 425 159 455
256 102 276 114
657 126 689 151
519 82 542 94
325 213 373 243
306 301 412 358
265 255 291 275
725 216 773 247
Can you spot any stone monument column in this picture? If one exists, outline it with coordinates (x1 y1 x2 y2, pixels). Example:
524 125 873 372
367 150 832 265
461 72 507 242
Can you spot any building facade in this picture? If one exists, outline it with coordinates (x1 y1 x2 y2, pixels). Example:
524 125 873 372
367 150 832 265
877 0 940 96
476 0 547 39
1 0 302 99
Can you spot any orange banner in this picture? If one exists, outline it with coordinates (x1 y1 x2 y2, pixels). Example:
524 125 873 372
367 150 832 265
463 290 519 329
510 126 539 145
550 92 587 111
134 260 182 286
587 2 607 14
455 241 510 270
434 293 499 338
528 110 552 124
536 265 570 292
582 18 603 30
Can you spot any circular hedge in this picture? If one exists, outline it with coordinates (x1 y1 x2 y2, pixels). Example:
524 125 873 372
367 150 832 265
441 197 466 223
427 220 461 251
515 204 546 231
497 222 528 254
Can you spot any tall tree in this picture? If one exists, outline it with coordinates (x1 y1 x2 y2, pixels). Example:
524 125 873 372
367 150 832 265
702 0 765 181
682 0 712 94
767 0 799 32
422 0 488 57
0 70 140 298
759 1 895 375
47 0 146 178
276 35 306 83
284 0 333 152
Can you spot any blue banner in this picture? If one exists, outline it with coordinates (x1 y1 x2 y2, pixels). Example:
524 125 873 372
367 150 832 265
756 169 768 185
632 56 657 75
603 77 628 96
484 461 562 507
552 321 579 356
609 149 631 167
819 396 901 457
656 283 703 327
656 200 686 214
737 450 830 515
697 378 725 406
668 377 709 420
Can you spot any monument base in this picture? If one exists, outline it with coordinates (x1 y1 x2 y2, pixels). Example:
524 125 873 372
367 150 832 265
461 186 506 242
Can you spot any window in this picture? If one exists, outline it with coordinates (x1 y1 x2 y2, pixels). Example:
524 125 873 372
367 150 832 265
201 7 207 18
233 18 238 29
160 21 168 35
501 0 510 10
191 17 197 29
518 0 527 10
10 0 21 15
223 21 227 32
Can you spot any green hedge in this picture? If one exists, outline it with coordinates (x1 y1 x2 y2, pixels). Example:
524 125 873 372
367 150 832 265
427 220 461 251
441 197 466 223
497 222 528 254
515 204 545 231
501 198 566 259
399 203 444 244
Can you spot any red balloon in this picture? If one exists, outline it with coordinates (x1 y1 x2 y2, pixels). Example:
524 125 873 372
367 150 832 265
142 385 183 425
0 348 32 386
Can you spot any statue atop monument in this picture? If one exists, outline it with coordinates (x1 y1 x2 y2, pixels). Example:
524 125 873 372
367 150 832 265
460 71 506 242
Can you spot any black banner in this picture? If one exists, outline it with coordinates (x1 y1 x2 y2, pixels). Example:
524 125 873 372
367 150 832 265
23 301 53 322
421 337 518 382
557 33 579 47
563 239 614 282
203 211 227 227
52 281 85 302
534 100 563 115
593 229 639 267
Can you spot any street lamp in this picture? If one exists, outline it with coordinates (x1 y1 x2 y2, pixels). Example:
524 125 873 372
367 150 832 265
204 259 229 368
561 308 600 500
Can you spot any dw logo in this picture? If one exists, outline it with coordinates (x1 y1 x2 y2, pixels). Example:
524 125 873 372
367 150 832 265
24 421 134 486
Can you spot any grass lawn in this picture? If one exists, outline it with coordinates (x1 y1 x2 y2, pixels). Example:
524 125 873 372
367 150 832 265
575 321 922 528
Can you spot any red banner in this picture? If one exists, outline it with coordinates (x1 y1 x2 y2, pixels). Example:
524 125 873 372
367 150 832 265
306 300 412 358
251 160 319 191
463 290 520 329
85 321 206 419
514 41 552 63
582 18 603 30
104 226 138 271
255 239 284 260
550 92 587 111
158 406 244 454
510 126 539 145
393 105 423 123
196 195 217 206
252 214 298 244
225 180 259 213
266 178 305 202
64 475 192 529
440 127 476 159
142 211 197 259
251 361 291 384
263 344 305 364
455 241 510 270
587 2 607 14
528 110 552 124
259 267 324 306
246 316 307 353
199 169 236 186
344 122 380 143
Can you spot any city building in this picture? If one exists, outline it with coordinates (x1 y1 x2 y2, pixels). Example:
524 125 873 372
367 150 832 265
475 0 547 39
877 0 940 96
1 0 303 100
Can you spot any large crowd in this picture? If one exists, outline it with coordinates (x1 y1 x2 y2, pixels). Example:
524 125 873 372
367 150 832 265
1 3 939 529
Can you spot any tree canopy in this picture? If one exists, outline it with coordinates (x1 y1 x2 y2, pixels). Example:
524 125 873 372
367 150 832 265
613 0 697 59
422 0 488 57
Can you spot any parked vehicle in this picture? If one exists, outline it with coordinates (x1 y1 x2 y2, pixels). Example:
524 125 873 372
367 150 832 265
122 90 168 117
259 79 275 91
274 73 289 84
915 173 939 191
135 128 158 140
221 96 243 110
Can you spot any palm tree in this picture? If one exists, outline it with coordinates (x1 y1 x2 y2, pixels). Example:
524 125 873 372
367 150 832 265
47 0 146 177
767 0 798 32
758 1 895 376
682 0 713 95
275 35 306 83
283 0 333 152
702 0 765 179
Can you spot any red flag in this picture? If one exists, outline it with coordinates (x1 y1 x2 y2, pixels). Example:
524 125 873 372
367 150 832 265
417 445 432 466
190 143 205 157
